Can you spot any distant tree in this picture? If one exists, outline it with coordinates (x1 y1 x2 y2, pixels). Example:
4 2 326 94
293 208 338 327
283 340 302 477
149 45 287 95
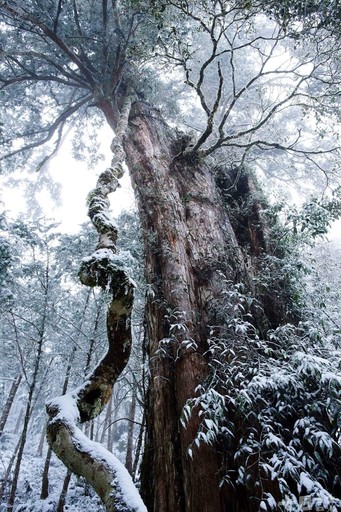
264 0 341 35
0 219 112 509
0 222 59 510
0 1 340 511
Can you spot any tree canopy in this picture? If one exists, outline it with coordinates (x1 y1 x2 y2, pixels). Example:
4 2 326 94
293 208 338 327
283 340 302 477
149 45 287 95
0 2 341 512
0 0 340 186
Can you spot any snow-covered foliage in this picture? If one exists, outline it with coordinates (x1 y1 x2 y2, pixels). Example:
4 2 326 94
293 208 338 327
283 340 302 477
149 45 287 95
0 0 340 509
0 0 339 188
183 278 341 509
0 215 145 511
181 212 341 511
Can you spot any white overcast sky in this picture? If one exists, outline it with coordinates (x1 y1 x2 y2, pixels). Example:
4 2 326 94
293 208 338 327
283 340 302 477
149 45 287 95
1 126 135 233
0 126 340 242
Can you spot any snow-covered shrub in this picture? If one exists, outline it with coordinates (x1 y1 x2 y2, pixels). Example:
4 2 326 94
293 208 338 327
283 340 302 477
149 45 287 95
182 278 341 511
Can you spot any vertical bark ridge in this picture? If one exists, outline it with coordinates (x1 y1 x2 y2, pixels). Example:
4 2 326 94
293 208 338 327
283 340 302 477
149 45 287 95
46 96 146 512
124 101 247 512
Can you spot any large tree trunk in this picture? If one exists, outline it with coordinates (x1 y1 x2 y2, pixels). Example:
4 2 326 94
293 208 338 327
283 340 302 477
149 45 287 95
124 101 250 512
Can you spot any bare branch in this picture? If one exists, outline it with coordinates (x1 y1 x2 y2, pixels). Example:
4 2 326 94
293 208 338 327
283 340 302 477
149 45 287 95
9 312 29 384
53 0 63 33
190 61 224 152
102 0 110 74
0 2 97 86
0 93 92 161
0 49 92 89
212 137 340 156
72 0 83 37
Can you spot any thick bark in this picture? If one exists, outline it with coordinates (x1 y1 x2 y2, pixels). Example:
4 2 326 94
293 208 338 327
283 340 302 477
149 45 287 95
214 165 299 330
124 101 248 512
123 100 305 512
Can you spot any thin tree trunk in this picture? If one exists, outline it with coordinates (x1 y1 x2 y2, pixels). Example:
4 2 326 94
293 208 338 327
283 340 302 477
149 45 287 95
0 434 21 501
7 249 51 511
7 332 45 511
132 413 145 482
89 419 94 440
56 471 72 512
40 446 52 499
0 375 49 502
83 305 101 376
125 382 137 475
108 391 119 453
83 300 102 439
0 373 22 437
100 393 113 444
82 301 102 437
36 423 46 457
13 407 23 434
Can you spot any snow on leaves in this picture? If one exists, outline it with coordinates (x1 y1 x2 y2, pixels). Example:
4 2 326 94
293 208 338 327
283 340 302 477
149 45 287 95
181 277 341 511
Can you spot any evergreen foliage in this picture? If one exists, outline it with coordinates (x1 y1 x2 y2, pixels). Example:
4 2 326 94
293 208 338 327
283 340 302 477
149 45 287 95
182 192 341 511
0 0 340 510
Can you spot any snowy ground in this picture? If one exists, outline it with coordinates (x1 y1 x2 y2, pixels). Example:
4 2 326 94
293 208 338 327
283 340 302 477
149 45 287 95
0 433 104 512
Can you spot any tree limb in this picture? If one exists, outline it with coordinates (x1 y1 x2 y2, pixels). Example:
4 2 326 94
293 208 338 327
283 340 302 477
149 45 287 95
0 93 92 161
0 2 97 87
46 93 146 512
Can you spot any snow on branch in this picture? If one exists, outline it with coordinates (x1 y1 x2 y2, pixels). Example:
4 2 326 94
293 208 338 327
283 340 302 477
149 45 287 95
161 1 340 175
46 93 146 512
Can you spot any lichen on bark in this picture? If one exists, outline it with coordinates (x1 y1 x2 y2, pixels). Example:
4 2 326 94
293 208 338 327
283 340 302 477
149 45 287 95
46 95 146 512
